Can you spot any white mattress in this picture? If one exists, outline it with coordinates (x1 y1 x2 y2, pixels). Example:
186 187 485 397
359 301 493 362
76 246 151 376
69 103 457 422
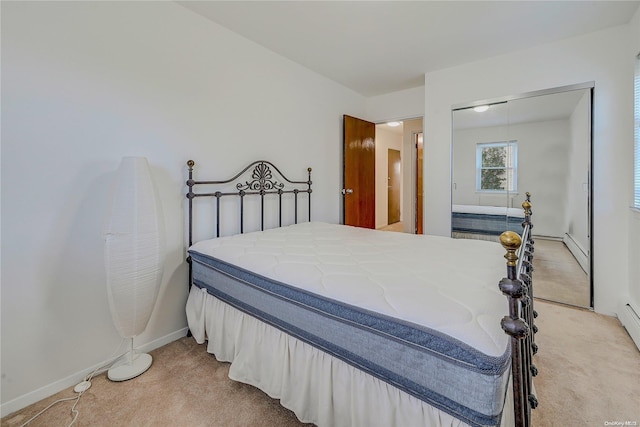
189 221 509 357
452 204 525 218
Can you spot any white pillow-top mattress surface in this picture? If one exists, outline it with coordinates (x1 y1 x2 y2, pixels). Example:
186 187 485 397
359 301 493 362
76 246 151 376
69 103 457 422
189 221 510 357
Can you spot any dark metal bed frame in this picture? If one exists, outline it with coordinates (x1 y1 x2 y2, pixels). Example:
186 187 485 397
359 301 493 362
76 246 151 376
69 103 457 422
499 192 538 427
185 160 537 427
186 159 312 246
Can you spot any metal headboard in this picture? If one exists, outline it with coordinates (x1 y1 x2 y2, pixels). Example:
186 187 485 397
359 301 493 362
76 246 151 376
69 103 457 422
186 159 313 248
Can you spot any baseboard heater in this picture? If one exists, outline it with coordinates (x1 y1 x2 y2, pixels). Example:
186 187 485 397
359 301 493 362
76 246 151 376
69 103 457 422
619 303 640 351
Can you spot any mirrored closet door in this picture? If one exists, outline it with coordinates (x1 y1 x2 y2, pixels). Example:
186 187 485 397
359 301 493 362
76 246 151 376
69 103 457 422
451 84 593 308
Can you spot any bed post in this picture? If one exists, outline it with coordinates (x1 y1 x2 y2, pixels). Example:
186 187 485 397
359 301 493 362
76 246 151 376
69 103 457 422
499 231 530 427
186 160 196 288
185 160 196 338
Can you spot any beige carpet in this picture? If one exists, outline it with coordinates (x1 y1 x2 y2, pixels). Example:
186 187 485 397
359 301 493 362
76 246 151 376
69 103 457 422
3 302 639 427
531 302 640 425
2 338 311 427
533 238 590 308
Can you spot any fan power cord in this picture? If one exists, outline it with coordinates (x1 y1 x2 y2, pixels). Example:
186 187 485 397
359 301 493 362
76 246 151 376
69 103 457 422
18 339 128 427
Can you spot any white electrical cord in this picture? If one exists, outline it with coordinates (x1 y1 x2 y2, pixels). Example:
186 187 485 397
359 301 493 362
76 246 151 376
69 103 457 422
19 339 128 427
17 396 80 427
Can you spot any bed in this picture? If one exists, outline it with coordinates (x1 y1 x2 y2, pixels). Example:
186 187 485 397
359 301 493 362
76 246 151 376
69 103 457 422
184 160 537 427
452 204 525 238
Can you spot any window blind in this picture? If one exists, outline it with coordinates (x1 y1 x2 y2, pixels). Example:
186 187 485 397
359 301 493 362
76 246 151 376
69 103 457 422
635 53 640 209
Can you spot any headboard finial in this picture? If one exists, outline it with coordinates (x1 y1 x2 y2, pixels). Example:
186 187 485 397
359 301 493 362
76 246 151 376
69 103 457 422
187 160 195 168
500 231 522 267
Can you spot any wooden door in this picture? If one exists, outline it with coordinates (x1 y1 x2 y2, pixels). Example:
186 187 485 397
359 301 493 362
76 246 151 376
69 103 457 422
388 149 401 224
343 115 375 228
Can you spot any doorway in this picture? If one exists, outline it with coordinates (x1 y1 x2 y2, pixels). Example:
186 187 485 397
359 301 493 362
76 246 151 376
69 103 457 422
342 115 423 233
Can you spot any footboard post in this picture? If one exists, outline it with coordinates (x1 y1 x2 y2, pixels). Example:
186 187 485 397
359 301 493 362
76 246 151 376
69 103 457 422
499 231 530 427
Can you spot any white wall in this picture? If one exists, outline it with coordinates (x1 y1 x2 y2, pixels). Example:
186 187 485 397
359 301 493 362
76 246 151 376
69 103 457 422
374 127 402 229
424 24 634 316
0 1 365 414
365 86 425 123
453 119 571 238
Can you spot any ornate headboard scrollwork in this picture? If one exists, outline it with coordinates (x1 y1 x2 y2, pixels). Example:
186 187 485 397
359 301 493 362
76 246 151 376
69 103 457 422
236 162 285 192
186 159 312 248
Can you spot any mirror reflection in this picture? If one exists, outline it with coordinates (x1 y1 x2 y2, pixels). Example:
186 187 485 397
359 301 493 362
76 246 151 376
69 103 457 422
451 87 592 308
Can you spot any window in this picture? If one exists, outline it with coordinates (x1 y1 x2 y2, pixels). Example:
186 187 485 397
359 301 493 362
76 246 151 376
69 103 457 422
634 53 640 209
476 141 518 192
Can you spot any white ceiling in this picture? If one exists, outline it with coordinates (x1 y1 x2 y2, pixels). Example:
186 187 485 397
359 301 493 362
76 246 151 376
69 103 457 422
178 1 639 97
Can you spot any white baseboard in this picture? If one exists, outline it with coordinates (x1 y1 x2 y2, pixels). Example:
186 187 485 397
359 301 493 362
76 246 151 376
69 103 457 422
563 233 589 274
0 327 189 418
619 304 640 351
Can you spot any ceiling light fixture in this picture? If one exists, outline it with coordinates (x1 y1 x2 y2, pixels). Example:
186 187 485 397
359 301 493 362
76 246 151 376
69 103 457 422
387 121 401 127
473 105 489 113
